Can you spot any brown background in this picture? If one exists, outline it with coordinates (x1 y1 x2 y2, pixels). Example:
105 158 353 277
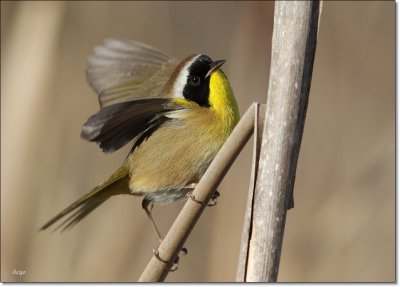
1 1 395 282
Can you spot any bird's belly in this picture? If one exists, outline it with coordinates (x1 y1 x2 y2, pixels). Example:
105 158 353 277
128 117 226 202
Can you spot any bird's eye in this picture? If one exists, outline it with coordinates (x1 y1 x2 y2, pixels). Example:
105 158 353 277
189 76 201 86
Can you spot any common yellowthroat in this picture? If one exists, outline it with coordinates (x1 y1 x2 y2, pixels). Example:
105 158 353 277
41 38 239 239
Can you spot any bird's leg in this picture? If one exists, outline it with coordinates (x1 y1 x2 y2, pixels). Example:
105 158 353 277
142 197 187 271
142 198 163 242
185 183 198 189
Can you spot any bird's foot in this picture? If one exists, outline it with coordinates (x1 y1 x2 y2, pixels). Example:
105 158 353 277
152 246 188 272
186 190 220 207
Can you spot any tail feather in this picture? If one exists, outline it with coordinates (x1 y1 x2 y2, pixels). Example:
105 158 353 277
41 166 130 231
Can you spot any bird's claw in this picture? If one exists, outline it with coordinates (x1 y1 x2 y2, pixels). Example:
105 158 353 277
180 247 188 256
152 246 188 272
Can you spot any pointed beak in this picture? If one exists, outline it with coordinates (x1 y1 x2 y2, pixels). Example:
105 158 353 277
205 59 226 78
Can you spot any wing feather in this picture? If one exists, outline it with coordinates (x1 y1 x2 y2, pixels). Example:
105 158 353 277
81 98 183 153
86 38 179 108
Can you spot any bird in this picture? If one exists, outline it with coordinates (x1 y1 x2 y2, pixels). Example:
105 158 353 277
40 38 240 240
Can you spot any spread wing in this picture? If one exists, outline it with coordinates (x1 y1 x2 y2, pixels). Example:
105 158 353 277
86 38 179 108
81 98 184 153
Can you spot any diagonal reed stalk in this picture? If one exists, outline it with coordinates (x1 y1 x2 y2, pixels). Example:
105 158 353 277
138 103 262 282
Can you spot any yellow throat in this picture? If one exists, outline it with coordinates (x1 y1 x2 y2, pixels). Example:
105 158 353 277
209 70 240 137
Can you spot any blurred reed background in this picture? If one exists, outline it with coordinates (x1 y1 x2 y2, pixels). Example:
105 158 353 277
1 1 394 282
